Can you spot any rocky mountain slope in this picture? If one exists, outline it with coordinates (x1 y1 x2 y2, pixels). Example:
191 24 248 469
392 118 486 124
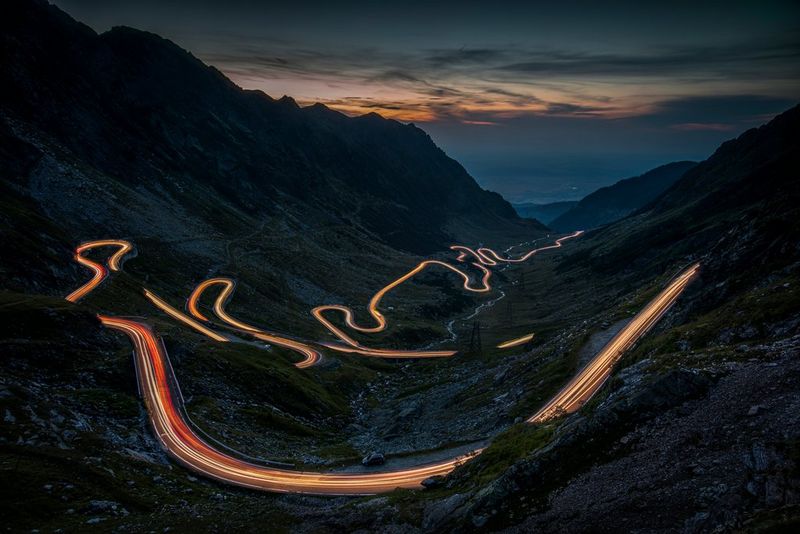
287 105 799 532
411 104 800 533
1 0 547 356
550 161 696 231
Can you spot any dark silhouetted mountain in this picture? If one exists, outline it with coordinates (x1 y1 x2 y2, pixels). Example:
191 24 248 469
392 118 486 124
1 0 542 259
570 104 799 290
512 201 578 225
550 161 697 231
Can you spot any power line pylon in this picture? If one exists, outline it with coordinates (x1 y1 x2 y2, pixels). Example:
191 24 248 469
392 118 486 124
468 320 482 355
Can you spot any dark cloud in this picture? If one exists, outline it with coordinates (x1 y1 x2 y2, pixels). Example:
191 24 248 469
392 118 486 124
544 102 607 116
645 95 798 124
425 48 507 66
369 70 422 83
496 39 800 79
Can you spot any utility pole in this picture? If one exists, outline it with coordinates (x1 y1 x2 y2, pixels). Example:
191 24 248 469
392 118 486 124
468 320 482 355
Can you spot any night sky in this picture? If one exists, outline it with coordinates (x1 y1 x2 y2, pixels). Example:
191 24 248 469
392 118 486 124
55 0 799 203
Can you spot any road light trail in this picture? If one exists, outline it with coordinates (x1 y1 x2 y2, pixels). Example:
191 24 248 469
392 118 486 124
187 278 321 368
528 263 700 423
99 315 481 494
143 289 230 342
174 232 581 361
497 333 535 349
451 231 583 266
319 340 456 358
309 232 582 357
99 263 696 495
310 259 491 357
68 233 582 363
79 234 700 495
65 240 133 302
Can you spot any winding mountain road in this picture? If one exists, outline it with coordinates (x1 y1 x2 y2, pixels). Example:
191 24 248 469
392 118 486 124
312 231 583 357
65 240 133 302
187 278 321 368
99 315 479 495
65 233 700 495
528 263 701 423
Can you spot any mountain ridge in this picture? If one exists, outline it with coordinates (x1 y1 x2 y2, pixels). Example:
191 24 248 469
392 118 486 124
550 161 697 231
431 103 800 533
2 0 543 259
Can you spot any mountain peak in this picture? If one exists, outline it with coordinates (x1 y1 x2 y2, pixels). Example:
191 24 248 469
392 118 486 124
1 0 538 253
278 95 299 107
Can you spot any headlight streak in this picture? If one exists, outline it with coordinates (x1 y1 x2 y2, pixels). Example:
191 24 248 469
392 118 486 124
310 259 490 358
186 278 321 368
99 315 481 495
496 333 535 349
143 289 230 343
66 233 583 362
528 263 701 423
451 231 583 266
65 240 133 302
67 234 698 495
310 232 583 357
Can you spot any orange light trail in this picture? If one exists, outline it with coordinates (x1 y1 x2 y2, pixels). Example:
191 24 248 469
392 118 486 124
64 234 584 364
319 340 455 358
65 239 133 302
187 278 320 368
528 263 700 423
496 333 535 349
68 233 701 496
451 231 584 266
309 232 583 358
310 259 492 358
143 289 230 342
99 315 482 495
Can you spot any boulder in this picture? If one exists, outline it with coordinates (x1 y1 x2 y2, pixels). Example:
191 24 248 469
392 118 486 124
361 451 386 466
421 475 444 489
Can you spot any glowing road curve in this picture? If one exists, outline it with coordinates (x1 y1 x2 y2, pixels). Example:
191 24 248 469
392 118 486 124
528 263 701 423
311 231 583 358
100 315 479 495
65 240 133 302
65 234 699 494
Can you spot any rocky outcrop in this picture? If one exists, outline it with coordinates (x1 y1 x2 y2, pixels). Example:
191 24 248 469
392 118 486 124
441 366 712 530
362 451 386 466
424 338 800 533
